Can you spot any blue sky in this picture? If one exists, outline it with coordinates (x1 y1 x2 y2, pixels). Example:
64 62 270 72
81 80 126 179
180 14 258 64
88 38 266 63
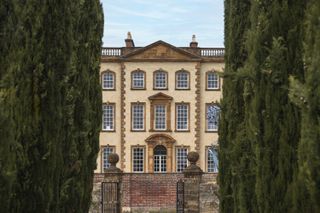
101 0 224 47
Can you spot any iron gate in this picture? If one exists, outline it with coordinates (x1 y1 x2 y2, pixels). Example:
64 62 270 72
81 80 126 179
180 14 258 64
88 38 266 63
102 182 120 213
176 179 184 213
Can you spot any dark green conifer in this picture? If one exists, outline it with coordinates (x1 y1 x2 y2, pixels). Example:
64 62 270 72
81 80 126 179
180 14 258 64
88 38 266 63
219 1 253 212
220 1 306 212
242 1 305 212
0 0 103 212
289 0 320 212
59 0 103 212
0 0 22 211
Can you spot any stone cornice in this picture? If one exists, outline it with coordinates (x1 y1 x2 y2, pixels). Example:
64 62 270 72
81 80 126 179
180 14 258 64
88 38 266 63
100 58 224 63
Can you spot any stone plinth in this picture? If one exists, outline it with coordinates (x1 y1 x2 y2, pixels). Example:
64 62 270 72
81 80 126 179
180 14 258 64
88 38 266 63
104 153 123 182
183 151 203 213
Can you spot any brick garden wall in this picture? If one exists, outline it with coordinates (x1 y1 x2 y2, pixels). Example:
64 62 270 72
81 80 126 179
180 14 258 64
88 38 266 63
122 173 183 212
90 173 218 213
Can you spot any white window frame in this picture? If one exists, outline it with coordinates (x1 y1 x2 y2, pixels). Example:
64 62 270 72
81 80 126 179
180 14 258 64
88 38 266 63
207 146 219 173
154 71 167 89
176 104 189 131
206 104 220 131
102 104 115 131
132 71 145 89
176 147 188 172
154 105 166 130
132 103 145 131
102 146 115 171
207 72 219 90
132 147 144 172
154 145 167 173
176 71 189 89
102 71 115 90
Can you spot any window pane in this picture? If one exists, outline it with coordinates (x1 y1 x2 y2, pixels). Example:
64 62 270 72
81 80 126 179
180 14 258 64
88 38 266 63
155 71 167 89
102 147 114 169
176 104 188 130
132 147 144 172
207 73 219 89
154 155 167 172
102 72 114 89
176 72 189 89
207 105 220 131
102 104 114 130
132 71 144 88
176 148 188 172
155 105 166 130
208 147 218 172
132 104 144 130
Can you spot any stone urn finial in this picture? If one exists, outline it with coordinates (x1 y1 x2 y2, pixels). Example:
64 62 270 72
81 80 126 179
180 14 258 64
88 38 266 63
187 151 199 165
108 153 119 166
183 151 203 177
104 153 122 173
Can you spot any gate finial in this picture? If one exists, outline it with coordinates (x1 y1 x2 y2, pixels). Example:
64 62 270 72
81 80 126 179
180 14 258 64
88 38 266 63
183 151 203 177
104 153 123 173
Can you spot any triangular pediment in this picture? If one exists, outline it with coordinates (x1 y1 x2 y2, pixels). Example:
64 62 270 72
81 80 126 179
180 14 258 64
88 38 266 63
123 40 200 60
148 92 173 100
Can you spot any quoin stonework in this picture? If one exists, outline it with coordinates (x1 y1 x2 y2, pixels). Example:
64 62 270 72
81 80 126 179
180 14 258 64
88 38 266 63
96 33 224 174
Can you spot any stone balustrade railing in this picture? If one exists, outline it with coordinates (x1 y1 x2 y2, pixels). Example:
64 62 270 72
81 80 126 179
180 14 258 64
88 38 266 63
101 47 225 57
101 47 122 56
200 48 224 57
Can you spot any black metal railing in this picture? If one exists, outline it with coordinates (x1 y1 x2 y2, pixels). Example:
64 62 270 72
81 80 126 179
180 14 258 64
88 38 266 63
102 182 120 213
176 179 184 213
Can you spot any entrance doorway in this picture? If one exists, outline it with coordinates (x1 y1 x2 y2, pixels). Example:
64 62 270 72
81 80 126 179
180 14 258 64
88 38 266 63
145 134 176 172
154 145 167 172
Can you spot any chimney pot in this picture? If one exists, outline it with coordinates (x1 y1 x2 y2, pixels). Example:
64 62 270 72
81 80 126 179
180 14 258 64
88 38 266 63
190 34 198 48
125 31 135 48
127 32 132 40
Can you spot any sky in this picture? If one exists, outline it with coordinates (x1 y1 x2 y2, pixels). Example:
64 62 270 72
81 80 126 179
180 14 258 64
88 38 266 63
100 0 224 48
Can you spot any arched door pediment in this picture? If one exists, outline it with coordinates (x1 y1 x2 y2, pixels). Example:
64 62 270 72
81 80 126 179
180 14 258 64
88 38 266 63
145 134 176 146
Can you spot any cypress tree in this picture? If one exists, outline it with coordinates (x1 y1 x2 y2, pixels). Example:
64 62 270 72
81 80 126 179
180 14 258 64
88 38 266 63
59 0 103 212
242 1 305 212
289 0 320 212
8 1 75 211
0 74 17 212
221 1 320 212
219 1 254 212
0 0 103 212
0 0 24 210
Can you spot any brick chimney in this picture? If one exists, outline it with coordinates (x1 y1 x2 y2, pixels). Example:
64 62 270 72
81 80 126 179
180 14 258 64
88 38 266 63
190 35 198 48
125 32 135 48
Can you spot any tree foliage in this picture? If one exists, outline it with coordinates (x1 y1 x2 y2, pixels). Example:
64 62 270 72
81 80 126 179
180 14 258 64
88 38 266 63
219 0 320 212
219 1 254 212
289 0 320 212
0 0 103 212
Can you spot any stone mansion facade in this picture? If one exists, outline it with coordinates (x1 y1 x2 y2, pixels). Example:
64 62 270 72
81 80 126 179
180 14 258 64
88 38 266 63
95 33 224 173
